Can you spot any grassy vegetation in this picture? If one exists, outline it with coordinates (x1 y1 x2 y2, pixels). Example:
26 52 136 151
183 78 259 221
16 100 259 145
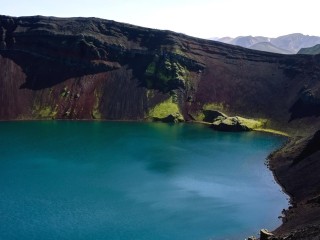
38 106 57 119
254 128 290 137
236 116 265 129
91 89 102 119
173 47 186 56
92 109 102 119
193 111 205 121
190 103 228 121
144 56 189 92
147 97 183 120
60 86 70 98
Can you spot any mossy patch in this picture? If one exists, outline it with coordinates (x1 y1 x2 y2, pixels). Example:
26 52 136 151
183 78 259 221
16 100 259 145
144 56 189 92
236 116 265 129
147 98 184 122
91 89 102 119
191 111 206 121
173 47 186 57
38 106 57 119
254 128 289 137
92 109 102 119
190 102 229 122
211 116 266 132
60 86 70 98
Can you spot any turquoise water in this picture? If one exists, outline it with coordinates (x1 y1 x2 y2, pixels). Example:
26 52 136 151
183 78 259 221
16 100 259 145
0 121 288 240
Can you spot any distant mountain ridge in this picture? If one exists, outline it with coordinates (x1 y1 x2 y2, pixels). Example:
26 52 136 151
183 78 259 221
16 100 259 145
214 33 320 54
250 42 292 54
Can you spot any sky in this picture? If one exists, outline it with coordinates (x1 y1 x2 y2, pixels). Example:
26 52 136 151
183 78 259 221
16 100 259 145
1 0 319 39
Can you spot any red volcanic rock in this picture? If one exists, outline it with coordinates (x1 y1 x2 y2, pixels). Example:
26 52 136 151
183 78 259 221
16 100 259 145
1 15 320 128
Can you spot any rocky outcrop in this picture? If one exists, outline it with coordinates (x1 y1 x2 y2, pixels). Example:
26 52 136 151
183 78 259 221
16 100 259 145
260 229 274 240
268 129 320 239
146 97 184 123
202 110 227 122
211 116 263 131
152 113 184 123
0 15 320 238
289 88 320 120
294 130 320 164
248 236 257 240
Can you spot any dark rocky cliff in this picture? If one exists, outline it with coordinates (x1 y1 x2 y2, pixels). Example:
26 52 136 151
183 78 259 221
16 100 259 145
1 15 320 239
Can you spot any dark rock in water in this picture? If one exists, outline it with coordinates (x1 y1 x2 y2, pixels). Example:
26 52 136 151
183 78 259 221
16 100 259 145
260 229 274 240
202 110 227 122
153 113 184 123
211 116 250 131
211 116 263 132
248 236 257 240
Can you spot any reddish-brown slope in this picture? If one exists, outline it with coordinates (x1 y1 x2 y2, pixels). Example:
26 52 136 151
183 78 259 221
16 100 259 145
1 15 320 130
269 131 320 239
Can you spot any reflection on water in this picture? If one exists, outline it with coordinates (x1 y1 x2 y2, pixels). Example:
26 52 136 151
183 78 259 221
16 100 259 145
0 121 288 240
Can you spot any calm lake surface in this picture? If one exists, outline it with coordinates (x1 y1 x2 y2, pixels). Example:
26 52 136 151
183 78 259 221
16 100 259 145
0 121 288 240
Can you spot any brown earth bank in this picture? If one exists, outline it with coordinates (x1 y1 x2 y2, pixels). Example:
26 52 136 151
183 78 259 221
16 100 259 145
0 15 320 239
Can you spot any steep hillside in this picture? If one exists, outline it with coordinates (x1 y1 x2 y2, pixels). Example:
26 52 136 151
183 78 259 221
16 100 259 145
1 15 320 239
269 131 320 240
298 44 320 55
1 15 320 132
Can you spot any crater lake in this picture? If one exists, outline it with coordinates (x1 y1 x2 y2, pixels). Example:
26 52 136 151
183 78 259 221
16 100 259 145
0 121 288 240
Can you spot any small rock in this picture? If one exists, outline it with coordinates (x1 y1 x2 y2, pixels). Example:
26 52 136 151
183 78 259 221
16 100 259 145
211 115 263 132
248 236 257 240
64 111 71 117
153 113 184 123
211 116 249 131
202 110 227 122
260 229 274 240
